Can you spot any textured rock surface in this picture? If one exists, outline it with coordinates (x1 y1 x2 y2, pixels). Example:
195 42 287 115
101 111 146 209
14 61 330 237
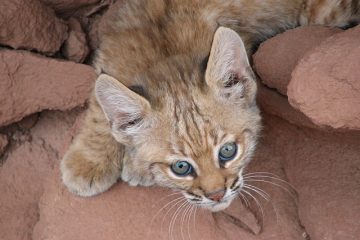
0 0 68 55
0 109 83 240
0 1 359 239
41 0 115 19
0 134 8 156
62 18 90 63
40 0 99 12
29 114 360 240
257 84 317 129
0 50 96 127
253 26 342 95
288 25 360 130
31 114 308 240
265 116 360 240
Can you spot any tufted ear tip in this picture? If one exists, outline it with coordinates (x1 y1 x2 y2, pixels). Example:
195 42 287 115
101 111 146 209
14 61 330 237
205 27 256 104
94 73 151 134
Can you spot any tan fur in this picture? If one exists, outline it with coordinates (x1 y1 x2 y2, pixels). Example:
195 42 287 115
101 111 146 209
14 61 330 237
61 0 359 210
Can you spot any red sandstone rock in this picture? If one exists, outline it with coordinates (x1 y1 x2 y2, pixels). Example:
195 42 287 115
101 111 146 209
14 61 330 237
31 113 360 240
257 83 317 129
0 134 8 156
41 0 115 19
253 26 342 95
263 116 360 240
40 0 99 13
0 0 68 55
0 110 83 240
288 26 360 130
87 14 103 51
0 50 96 127
62 18 90 63
17 114 39 131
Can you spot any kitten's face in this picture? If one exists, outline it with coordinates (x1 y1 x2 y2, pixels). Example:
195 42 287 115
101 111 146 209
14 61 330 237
143 96 260 212
95 27 261 212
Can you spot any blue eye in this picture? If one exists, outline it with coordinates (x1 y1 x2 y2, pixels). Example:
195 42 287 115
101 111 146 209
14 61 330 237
219 142 237 162
171 161 193 176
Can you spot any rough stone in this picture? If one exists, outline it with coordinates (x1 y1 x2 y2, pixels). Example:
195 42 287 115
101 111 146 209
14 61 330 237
62 18 90 63
0 109 83 240
264 116 360 240
257 83 317 129
253 26 342 95
17 114 40 131
41 0 115 19
0 0 68 55
31 113 360 240
40 0 99 13
0 50 96 127
0 134 8 156
288 25 360 130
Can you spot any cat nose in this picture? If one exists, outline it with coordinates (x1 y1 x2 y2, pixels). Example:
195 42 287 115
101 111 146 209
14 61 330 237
206 189 226 202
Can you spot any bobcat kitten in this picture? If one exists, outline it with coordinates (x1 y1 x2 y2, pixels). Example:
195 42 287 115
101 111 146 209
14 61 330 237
61 0 359 212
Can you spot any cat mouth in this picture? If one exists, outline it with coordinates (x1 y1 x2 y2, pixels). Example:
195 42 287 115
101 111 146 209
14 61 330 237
190 194 236 212
205 199 233 212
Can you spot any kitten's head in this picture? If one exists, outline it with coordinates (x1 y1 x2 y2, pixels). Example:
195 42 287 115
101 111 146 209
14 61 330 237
95 27 261 212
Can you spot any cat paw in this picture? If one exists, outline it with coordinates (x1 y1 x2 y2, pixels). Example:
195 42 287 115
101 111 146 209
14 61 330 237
121 166 155 187
61 153 120 197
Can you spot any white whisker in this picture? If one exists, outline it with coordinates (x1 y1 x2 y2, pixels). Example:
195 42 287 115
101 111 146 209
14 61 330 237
244 184 270 201
244 179 296 200
169 200 188 240
242 189 264 225
238 192 250 207
152 196 184 226
161 198 187 232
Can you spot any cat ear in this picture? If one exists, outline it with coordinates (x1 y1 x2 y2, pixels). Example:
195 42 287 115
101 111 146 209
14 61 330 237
205 27 257 105
95 74 151 140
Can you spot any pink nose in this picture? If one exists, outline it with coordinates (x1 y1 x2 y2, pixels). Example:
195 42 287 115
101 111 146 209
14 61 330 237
206 189 226 202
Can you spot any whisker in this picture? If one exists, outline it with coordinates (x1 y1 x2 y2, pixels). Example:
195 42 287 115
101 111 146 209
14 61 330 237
192 204 198 236
238 192 250 207
180 203 192 240
161 198 187 232
169 200 188 240
243 173 296 191
244 179 296 200
152 196 184 226
156 191 183 204
241 189 264 226
244 184 280 225
243 184 270 201
187 205 195 240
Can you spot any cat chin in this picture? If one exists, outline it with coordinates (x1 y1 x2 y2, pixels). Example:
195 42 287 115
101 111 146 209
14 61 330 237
202 199 233 212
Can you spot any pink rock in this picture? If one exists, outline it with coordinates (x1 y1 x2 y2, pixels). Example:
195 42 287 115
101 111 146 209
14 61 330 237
40 0 99 13
253 26 342 95
0 134 8 156
0 0 68 55
262 117 360 240
0 50 96 127
32 113 360 240
257 83 317 129
17 114 39 131
288 26 360 130
0 109 83 240
32 168 303 240
62 18 90 63
41 0 116 20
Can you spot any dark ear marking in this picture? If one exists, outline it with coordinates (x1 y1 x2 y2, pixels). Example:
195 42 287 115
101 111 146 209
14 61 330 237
129 85 150 101
200 55 210 73
224 73 240 88
119 117 142 130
